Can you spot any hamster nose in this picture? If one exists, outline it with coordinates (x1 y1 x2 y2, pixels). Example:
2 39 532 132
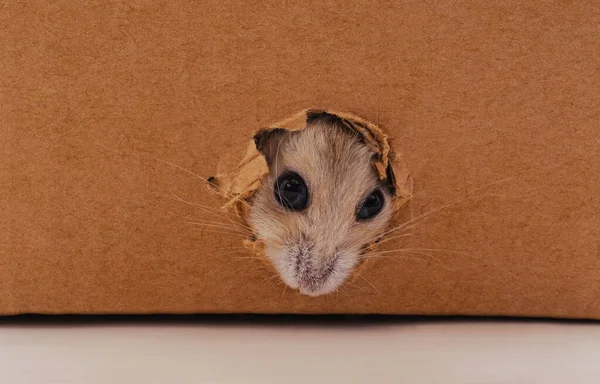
299 285 322 297
297 274 328 296
295 256 337 295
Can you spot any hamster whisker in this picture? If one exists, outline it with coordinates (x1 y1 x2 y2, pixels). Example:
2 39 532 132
382 175 516 238
232 255 264 260
177 207 252 230
169 192 239 219
213 245 252 250
383 194 479 236
183 218 249 231
280 284 289 299
382 191 512 238
242 268 274 281
367 254 455 271
369 247 518 277
375 232 418 246
405 247 520 279
339 285 353 302
170 210 253 235
380 247 469 256
200 252 253 263
170 192 252 231
218 251 253 257
95 142 247 206
260 274 282 289
367 248 447 265
188 227 250 237
344 281 361 290
185 221 251 234
154 156 250 208
184 216 246 230
357 273 383 296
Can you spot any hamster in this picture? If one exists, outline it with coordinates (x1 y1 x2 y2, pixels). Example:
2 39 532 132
247 112 396 297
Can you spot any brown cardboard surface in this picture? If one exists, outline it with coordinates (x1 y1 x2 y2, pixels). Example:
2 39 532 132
1 1 599 318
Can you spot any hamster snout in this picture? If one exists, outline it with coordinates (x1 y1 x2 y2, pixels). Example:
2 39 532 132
270 235 357 296
247 113 396 297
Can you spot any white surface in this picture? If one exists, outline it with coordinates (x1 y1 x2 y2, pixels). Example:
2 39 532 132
1 320 599 383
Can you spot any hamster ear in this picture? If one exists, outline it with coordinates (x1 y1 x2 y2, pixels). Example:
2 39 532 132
253 127 289 167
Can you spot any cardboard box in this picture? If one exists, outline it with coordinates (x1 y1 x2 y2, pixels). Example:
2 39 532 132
1 1 599 318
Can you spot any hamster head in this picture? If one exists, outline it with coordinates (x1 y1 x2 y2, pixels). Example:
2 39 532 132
247 114 395 296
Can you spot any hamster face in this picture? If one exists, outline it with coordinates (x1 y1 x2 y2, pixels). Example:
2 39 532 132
247 118 394 296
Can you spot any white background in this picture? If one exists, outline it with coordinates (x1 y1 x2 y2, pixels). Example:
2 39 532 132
1 318 599 383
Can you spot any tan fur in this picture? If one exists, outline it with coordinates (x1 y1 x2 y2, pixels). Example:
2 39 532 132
248 120 394 296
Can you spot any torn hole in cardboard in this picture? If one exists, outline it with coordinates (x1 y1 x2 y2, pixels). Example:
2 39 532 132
207 109 414 261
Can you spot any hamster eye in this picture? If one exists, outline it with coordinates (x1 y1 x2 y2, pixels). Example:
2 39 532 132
357 189 384 221
274 172 309 211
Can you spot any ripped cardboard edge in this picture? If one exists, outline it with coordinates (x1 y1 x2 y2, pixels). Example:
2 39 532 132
208 109 413 224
